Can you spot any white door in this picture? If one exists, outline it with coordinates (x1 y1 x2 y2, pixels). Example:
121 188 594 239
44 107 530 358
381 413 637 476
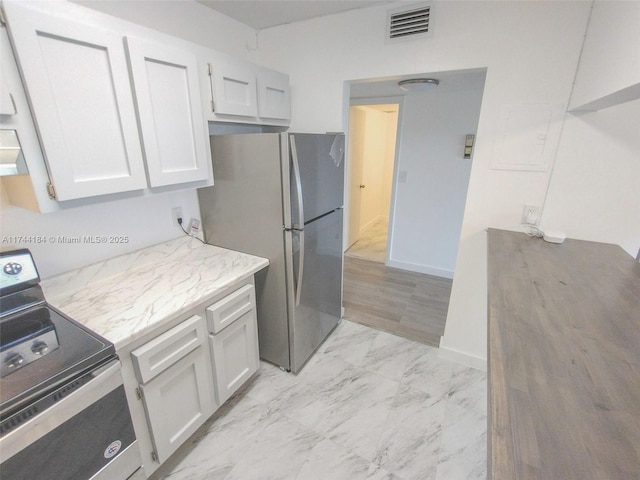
139 346 216 463
209 312 259 404
126 37 209 187
347 107 366 248
257 68 290 120
208 52 258 117
4 2 146 200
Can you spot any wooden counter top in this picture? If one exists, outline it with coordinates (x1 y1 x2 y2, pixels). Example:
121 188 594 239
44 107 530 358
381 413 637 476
487 229 640 479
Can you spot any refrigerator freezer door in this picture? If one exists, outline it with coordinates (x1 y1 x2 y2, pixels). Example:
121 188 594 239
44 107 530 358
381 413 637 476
198 134 292 370
289 208 343 373
290 134 345 224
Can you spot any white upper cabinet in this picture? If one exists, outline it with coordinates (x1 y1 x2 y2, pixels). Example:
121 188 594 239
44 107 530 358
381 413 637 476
3 1 147 201
125 37 209 187
2 0 289 205
206 52 291 124
257 69 291 120
208 52 258 118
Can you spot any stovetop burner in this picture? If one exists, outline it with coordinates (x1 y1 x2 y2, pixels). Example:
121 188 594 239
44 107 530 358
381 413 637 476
0 249 116 420
0 306 60 377
1 307 53 345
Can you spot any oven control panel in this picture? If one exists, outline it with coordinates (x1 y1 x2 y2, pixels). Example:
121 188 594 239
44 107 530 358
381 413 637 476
0 250 39 293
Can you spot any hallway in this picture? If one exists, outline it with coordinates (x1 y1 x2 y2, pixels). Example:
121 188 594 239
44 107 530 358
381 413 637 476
343 220 452 347
345 218 388 263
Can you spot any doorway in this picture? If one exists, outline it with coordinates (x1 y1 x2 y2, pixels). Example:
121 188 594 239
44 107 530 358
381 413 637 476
341 69 487 347
345 103 399 264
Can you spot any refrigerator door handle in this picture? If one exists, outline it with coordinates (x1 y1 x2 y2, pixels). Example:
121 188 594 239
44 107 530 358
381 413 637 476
295 229 305 307
289 135 305 230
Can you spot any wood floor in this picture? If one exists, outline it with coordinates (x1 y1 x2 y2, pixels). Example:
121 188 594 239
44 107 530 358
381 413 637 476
342 255 452 347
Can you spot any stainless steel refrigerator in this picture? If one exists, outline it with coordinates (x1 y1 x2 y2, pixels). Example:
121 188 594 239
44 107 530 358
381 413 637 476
198 133 344 373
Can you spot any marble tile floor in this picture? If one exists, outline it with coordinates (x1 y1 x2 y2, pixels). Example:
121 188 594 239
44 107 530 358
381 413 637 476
345 218 389 263
154 320 487 480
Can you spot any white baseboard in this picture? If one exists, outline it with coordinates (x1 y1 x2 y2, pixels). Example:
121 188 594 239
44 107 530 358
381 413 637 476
438 339 487 371
359 215 382 234
386 259 454 279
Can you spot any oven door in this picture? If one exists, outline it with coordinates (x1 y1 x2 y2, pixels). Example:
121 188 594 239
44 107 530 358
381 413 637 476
0 359 142 480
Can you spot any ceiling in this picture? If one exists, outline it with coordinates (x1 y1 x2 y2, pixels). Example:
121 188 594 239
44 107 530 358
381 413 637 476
349 69 488 99
195 0 397 30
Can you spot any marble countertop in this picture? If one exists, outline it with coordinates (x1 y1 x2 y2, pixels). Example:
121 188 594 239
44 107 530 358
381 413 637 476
42 236 269 350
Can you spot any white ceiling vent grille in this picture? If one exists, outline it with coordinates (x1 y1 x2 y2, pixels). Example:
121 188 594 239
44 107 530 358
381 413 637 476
386 3 432 43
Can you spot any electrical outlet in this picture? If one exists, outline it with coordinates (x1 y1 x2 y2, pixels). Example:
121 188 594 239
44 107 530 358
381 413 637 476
189 218 201 236
172 207 183 227
521 204 540 225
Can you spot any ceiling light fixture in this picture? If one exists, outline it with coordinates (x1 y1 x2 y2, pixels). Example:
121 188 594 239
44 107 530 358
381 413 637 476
398 78 440 91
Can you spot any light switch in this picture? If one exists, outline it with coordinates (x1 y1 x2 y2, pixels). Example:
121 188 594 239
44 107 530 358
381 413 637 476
465 134 475 147
464 134 475 159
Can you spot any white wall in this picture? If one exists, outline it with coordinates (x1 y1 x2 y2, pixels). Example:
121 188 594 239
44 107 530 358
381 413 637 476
388 85 483 278
0 189 201 278
569 0 640 111
542 98 640 256
383 111 398 220
254 1 591 368
0 0 253 279
74 0 257 59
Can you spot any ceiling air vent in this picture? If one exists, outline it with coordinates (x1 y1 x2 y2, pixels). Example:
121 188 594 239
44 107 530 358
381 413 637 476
386 3 432 43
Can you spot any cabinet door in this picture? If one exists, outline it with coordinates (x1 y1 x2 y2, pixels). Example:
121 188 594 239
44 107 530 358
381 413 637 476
209 311 259 405
257 69 291 120
208 53 258 117
126 37 209 187
140 346 216 464
3 1 146 200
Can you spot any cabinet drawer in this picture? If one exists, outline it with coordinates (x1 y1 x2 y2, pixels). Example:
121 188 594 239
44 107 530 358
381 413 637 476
206 284 255 334
132 315 207 384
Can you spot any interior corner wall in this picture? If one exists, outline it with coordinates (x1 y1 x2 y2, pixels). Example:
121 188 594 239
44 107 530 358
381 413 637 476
383 112 398 221
542 99 640 257
73 0 257 59
255 1 591 367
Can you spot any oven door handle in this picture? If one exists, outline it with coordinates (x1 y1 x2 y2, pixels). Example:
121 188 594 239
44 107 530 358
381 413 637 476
0 359 122 462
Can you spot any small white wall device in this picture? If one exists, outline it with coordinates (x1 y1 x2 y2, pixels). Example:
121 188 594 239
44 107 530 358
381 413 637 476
543 230 566 244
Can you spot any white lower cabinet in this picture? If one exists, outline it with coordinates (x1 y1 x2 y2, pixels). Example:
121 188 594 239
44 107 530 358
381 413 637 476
139 347 215 463
209 312 259 404
206 284 259 404
131 315 216 467
122 282 260 478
